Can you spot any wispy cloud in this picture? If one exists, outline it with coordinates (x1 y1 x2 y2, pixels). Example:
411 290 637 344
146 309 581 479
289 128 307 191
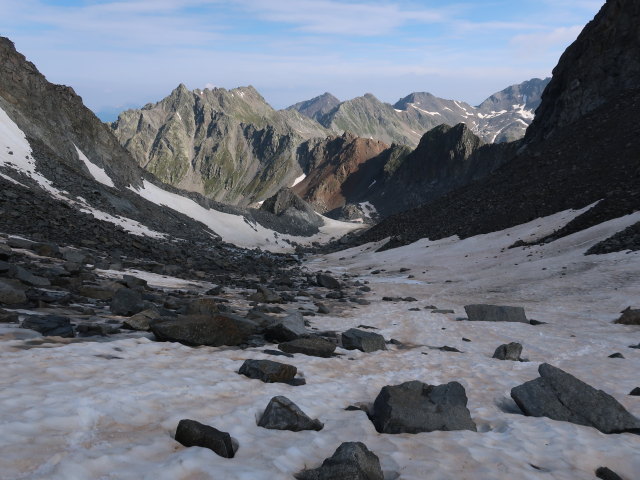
240 0 450 35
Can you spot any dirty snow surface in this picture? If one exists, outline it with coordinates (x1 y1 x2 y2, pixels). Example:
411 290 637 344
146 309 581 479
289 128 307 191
1 209 639 479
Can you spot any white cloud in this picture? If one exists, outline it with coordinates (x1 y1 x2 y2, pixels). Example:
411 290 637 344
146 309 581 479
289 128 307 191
510 25 584 56
241 0 448 35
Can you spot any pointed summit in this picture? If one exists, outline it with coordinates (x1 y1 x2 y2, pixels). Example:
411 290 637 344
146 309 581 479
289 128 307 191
287 92 341 122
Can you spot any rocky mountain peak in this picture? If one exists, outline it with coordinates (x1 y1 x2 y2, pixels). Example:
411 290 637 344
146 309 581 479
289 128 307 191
526 0 640 142
286 92 340 123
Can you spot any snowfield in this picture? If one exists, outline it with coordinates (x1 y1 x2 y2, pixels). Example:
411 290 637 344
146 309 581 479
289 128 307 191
0 208 639 479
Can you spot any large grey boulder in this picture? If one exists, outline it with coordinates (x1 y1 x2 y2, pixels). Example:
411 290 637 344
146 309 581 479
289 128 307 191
239 359 298 384
464 304 528 323
295 442 383 480
371 380 477 433
341 328 386 353
110 288 145 316
174 419 234 458
511 363 640 434
122 308 161 331
21 315 74 337
492 342 523 361
0 278 27 304
258 396 323 431
151 313 257 346
263 312 309 342
15 266 50 287
278 337 336 357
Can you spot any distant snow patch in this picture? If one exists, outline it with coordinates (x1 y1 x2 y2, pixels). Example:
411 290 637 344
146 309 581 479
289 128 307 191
291 173 306 188
75 145 115 188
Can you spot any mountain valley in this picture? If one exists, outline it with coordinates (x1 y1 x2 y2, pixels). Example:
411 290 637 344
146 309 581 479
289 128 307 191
0 1 639 479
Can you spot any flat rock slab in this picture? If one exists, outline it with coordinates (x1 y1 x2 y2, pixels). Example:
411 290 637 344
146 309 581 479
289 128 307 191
371 380 477 433
21 315 74 337
295 442 383 480
258 396 323 431
464 304 528 323
151 313 257 346
341 328 386 353
511 363 640 434
278 337 336 357
175 419 234 458
239 359 298 384
263 312 309 342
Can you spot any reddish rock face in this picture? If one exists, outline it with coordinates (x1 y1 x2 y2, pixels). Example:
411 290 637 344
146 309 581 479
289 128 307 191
293 132 389 213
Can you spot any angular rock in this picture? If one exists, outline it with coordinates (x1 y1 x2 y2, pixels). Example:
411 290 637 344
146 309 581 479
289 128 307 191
492 342 523 361
295 442 383 480
371 380 477 433
278 337 336 357
21 315 74 337
249 286 284 304
175 419 234 458
0 279 27 304
122 308 160 331
109 288 145 316
263 312 309 342
316 273 340 290
614 306 640 325
511 363 640 434
595 467 623 480
0 308 19 323
186 297 219 315
122 274 147 289
630 387 640 396
258 396 323 431
15 266 50 287
341 328 386 353
238 359 297 384
464 304 528 323
7 236 35 249
151 313 257 346
0 243 12 260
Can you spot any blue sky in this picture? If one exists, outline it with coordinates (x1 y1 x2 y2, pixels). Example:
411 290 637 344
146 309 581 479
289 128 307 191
0 0 604 121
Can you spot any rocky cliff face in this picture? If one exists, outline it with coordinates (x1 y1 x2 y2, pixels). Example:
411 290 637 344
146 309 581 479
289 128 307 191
357 0 640 252
292 124 515 221
526 0 640 143
111 85 330 206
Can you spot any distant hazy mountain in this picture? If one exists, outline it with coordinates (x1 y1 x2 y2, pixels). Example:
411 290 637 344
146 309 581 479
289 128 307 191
288 78 550 146
110 84 329 205
286 92 340 123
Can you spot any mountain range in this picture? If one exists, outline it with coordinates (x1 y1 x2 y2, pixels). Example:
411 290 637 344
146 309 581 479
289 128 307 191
110 78 549 209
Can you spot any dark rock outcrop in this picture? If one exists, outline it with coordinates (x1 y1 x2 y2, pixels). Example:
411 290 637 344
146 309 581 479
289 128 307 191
511 363 640 434
109 288 144 316
614 307 640 325
259 188 323 235
295 442 383 480
371 380 477 433
257 396 323 431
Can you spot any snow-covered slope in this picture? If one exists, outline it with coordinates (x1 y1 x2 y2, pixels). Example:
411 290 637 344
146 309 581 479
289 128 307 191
0 209 638 479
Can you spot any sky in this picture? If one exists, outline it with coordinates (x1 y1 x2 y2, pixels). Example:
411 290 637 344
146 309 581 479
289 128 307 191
0 0 604 121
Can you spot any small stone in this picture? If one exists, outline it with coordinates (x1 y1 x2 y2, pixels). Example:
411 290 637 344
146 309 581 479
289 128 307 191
614 306 640 325
629 387 640 396
295 442 383 480
278 337 336 357
341 328 386 353
595 466 623 480
258 396 323 431
175 419 234 458
238 359 298 384
608 352 624 359
0 278 27 304
492 342 523 361
316 273 341 289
